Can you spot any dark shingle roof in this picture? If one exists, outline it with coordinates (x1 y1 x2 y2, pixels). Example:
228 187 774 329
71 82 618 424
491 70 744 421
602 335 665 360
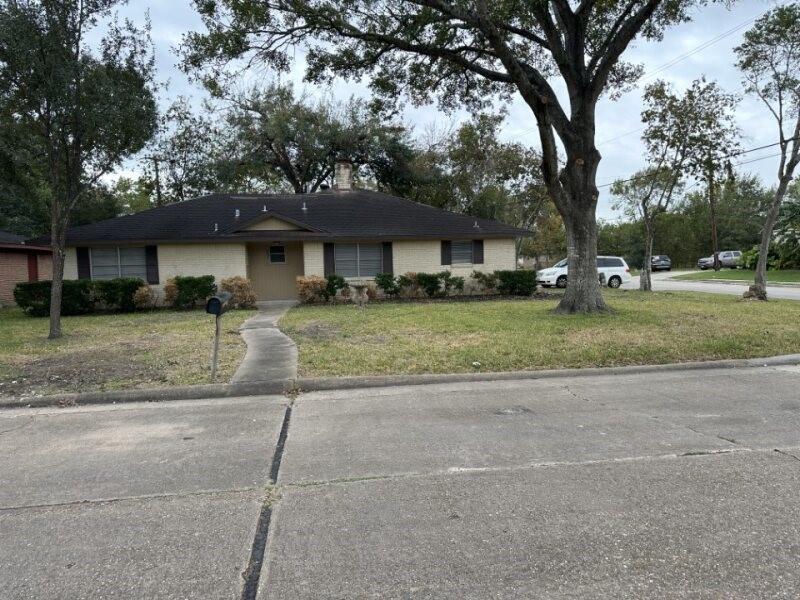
62 190 531 245
0 230 26 244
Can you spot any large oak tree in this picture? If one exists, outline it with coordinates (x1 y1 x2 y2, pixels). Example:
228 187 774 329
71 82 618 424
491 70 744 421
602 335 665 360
183 0 712 313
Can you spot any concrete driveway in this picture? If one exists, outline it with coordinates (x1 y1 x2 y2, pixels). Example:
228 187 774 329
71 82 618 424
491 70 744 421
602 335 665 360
4 364 800 598
623 270 800 300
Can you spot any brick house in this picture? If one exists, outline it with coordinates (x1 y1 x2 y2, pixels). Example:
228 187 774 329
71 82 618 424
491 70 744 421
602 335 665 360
57 161 531 301
0 230 52 306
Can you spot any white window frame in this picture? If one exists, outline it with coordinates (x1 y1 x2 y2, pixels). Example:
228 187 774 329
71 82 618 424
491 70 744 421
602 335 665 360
335 243 383 278
268 245 287 264
89 246 147 280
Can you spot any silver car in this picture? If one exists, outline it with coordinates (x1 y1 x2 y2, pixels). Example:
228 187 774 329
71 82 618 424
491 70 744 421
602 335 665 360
697 250 742 270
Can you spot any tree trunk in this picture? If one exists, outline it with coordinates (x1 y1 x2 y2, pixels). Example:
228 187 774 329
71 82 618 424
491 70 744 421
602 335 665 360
556 207 606 314
707 168 720 271
640 218 654 292
48 213 67 340
748 176 793 301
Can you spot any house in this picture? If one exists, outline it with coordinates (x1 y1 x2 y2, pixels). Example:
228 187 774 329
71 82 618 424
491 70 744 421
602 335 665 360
59 161 531 301
0 230 52 306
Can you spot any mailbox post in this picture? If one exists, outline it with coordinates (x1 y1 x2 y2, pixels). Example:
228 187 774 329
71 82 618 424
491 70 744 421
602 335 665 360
205 291 232 381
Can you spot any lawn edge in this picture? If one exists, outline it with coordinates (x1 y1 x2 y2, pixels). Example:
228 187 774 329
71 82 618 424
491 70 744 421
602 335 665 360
3 353 799 410
671 276 800 287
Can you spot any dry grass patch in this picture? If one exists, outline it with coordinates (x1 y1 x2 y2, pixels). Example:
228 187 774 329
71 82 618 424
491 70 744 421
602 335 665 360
0 308 254 399
279 291 800 377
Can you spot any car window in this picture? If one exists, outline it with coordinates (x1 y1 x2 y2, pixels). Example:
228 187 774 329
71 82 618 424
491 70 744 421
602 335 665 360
733 251 741 257
554 258 568 268
599 257 623 267
720 252 730 258
597 258 609 267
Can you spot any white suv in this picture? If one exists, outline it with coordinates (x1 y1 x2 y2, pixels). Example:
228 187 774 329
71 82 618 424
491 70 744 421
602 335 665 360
537 256 632 289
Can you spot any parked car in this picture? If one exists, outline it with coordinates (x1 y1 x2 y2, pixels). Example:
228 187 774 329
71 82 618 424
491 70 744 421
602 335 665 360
697 250 742 270
650 255 672 271
537 256 632 289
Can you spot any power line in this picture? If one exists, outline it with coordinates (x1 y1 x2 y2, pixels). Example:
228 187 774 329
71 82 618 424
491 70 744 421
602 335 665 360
596 136 800 189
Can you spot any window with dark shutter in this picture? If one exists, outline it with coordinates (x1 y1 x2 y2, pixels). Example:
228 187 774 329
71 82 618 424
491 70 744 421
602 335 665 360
472 240 484 264
451 240 473 264
441 240 452 265
145 246 159 284
76 247 91 280
382 242 393 274
323 243 335 276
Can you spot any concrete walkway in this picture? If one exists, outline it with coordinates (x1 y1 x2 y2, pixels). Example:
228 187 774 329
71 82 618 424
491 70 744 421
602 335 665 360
231 301 298 384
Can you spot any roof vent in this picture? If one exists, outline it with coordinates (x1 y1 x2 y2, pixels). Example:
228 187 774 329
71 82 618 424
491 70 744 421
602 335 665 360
262 205 267 212
473 220 481 229
302 202 308 212
213 222 219 233
234 209 240 218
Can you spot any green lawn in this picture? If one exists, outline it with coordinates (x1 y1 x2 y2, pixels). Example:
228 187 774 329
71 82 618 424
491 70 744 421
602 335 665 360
0 307 254 399
673 270 800 284
280 291 800 377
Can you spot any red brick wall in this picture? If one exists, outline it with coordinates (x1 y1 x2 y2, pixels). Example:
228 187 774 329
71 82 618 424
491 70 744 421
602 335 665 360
0 251 53 305
0 251 29 305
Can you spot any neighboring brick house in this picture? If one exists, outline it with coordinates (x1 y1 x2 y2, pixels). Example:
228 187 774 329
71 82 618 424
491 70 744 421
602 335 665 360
56 161 531 301
0 230 52 306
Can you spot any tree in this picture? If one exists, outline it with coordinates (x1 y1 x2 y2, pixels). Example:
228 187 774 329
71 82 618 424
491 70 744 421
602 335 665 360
410 113 550 253
182 0 705 313
639 79 739 272
220 83 415 194
0 0 157 338
735 3 800 300
611 167 682 290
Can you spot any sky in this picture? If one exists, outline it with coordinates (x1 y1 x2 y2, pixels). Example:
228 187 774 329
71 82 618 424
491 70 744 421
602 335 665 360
112 0 787 221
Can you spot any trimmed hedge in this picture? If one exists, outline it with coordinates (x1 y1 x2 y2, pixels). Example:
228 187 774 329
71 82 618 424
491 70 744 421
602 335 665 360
14 280 95 317
94 278 145 312
168 275 217 309
495 270 537 296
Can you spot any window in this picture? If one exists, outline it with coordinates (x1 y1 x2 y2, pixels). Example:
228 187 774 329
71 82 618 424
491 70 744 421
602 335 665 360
451 240 474 264
598 257 624 268
269 245 286 264
90 247 147 280
334 243 383 277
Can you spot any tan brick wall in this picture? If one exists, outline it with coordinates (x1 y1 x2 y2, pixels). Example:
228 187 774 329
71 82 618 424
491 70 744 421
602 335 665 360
158 243 248 283
393 238 516 276
0 252 28 305
38 254 53 280
64 247 78 279
303 242 325 277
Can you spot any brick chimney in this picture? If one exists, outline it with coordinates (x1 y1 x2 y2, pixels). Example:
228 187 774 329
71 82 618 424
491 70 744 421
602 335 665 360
333 159 353 191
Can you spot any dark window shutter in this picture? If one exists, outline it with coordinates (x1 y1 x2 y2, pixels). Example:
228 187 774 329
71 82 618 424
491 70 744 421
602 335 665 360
473 240 484 264
145 245 159 284
27 254 39 282
382 242 393 275
441 240 452 265
323 243 335 276
76 247 90 280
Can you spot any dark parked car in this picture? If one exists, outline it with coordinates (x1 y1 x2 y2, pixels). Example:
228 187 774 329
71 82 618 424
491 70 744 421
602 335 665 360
650 255 672 271
697 250 742 270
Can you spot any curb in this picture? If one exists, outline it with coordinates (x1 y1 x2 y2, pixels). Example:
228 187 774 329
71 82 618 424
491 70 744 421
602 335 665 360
669 277 800 288
3 353 799 410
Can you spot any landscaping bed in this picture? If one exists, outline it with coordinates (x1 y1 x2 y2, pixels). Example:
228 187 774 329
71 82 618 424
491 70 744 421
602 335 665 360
674 270 800 284
280 290 800 376
0 307 254 400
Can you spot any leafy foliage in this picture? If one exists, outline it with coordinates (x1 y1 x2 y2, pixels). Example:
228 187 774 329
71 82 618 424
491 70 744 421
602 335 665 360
219 276 257 309
14 280 94 317
495 270 537 296
374 273 401 297
94 278 146 313
168 275 217 309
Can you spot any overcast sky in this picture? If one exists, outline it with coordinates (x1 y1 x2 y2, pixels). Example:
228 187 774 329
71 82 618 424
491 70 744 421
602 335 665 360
114 0 786 220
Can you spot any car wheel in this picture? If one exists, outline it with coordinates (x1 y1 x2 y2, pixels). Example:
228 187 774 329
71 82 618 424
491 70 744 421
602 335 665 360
608 275 622 289
556 275 567 289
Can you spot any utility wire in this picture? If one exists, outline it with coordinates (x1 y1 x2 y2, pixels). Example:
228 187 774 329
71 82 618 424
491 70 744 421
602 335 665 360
596 137 800 189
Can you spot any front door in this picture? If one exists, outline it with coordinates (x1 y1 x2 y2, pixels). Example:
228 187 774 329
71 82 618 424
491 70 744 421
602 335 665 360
246 242 304 300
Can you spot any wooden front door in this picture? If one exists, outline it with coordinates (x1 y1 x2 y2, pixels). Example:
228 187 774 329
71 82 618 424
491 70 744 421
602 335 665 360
247 242 304 300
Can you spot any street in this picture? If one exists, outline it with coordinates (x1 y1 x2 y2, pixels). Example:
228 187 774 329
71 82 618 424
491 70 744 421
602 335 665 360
624 270 800 300
3 364 800 598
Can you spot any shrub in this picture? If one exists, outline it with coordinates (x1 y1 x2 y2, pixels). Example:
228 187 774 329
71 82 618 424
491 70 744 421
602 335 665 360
219 276 257 309
324 274 348 301
365 282 378 300
374 273 400 296
495 270 537 296
416 272 444 298
439 271 465 295
296 275 327 303
472 270 498 293
14 280 94 317
170 275 216 309
163 278 179 306
133 285 155 310
94 277 145 312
